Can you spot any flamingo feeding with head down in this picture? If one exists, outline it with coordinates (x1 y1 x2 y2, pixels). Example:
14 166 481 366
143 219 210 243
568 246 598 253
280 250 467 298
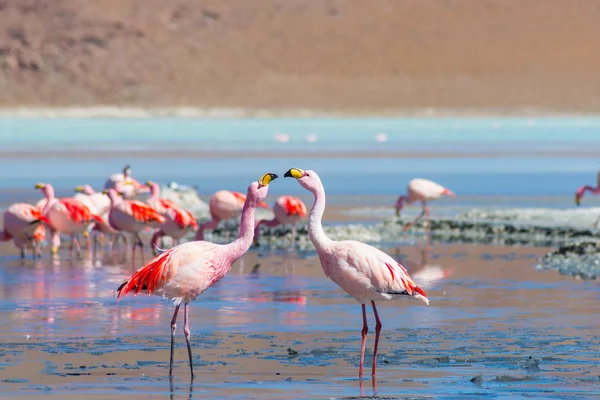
575 171 600 227
104 164 148 199
284 168 429 383
254 195 307 247
0 203 49 258
116 173 278 378
195 190 268 241
395 178 455 231
74 185 121 252
104 183 166 261
35 183 103 256
145 180 198 253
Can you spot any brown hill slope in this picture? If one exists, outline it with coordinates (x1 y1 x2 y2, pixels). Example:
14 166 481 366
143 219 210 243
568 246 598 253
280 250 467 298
1 0 600 113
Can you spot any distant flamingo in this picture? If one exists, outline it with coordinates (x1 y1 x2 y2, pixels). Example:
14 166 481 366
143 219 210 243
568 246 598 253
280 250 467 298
0 203 49 258
254 195 307 247
104 164 149 199
284 168 429 382
195 190 268 241
35 183 103 256
145 181 198 253
104 185 166 262
395 178 455 230
116 173 278 377
575 172 600 226
75 185 121 252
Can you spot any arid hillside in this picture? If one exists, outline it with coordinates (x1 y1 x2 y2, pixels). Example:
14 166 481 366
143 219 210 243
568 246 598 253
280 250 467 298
1 0 600 113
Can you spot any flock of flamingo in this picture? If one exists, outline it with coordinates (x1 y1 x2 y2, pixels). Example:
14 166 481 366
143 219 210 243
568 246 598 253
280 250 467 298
0 164 457 384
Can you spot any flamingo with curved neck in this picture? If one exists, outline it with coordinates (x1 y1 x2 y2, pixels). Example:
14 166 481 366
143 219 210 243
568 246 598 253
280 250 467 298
116 173 278 378
284 168 428 384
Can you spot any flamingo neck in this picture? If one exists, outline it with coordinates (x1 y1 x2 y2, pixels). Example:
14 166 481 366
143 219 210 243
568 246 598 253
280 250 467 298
582 185 600 195
223 199 257 263
41 186 56 215
307 183 332 251
149 184 160 201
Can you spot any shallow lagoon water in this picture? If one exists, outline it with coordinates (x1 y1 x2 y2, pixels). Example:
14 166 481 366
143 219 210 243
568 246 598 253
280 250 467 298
0 244 598 399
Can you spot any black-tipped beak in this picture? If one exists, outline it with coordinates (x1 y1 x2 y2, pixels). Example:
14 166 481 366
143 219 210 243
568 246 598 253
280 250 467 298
284 169 294 178
268 173 278 181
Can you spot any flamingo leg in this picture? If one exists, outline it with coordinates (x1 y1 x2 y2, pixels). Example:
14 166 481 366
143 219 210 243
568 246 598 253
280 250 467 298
20 247 26 259
194 218 220 241
135 233 145 264
74 235 82 258
183 302 195 378
169 304 181 376
371 301 383 381
359 303 368 380
403 201 428 231
291 224 297 249
594 213 600 228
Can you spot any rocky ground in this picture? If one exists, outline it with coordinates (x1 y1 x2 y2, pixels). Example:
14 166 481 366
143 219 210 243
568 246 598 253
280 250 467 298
2 0 600 113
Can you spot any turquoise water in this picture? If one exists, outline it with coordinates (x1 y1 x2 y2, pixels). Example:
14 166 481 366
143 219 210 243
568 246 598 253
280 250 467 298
2 116 600 152
1 117 600 208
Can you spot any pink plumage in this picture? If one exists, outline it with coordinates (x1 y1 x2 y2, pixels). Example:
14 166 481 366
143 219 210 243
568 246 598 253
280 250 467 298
116 173 278 378
284 168 428 383
254 195 307 246
0 203 48 258
395 178 456 230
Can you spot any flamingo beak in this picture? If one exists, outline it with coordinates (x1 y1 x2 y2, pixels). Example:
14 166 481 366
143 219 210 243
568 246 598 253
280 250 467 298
258 173 278 188
145 180 153 187
34 183 45 189
284 168 304 179
75 186 83 193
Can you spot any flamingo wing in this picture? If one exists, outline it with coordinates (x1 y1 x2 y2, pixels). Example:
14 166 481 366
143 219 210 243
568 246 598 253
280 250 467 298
339 240 429 303
117 247 176 298
59 198 103 224
128 200 166 224
283 196 307 217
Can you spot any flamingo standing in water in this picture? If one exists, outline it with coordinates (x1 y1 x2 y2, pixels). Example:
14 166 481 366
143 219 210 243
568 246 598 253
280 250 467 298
35 183 103 256
575 171 600 226
395 178 455 230
195 190 268 241
104 185 166 262
254 195 307 247
75 185 121 252
145 181 198 253
104 164 149 199
284 168 429 382
116 173 278 377
0 203 49 258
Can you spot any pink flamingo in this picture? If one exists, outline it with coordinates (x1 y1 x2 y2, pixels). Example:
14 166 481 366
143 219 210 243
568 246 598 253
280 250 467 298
284 168 429 382
75 185 122 252
104 164 148 199
395 178 455 230
35 183 103 256
0 203 49 258
145 181 198 253
195 190 268 241
254 195 307 247
115 173 278 377
575 172 600 226
104 186 166 261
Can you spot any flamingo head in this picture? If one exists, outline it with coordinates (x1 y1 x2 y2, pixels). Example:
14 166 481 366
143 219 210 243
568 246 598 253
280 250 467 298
575 186 586 206
248 173 278 208
123 164 132 178
145 180 160 196
284 168 323 194
102 188 124 205
75 184 95 195
35 182 54 199
395 196 405 217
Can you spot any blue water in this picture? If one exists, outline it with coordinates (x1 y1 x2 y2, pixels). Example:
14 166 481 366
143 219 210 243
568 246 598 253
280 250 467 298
1 117 600 206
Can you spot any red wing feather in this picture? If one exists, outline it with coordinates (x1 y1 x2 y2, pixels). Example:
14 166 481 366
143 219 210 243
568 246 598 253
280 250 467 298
116 249 173 299
284 197 307 217
159 198 178 209
59 198 96 224
385 262 428 299
129 201 166 223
